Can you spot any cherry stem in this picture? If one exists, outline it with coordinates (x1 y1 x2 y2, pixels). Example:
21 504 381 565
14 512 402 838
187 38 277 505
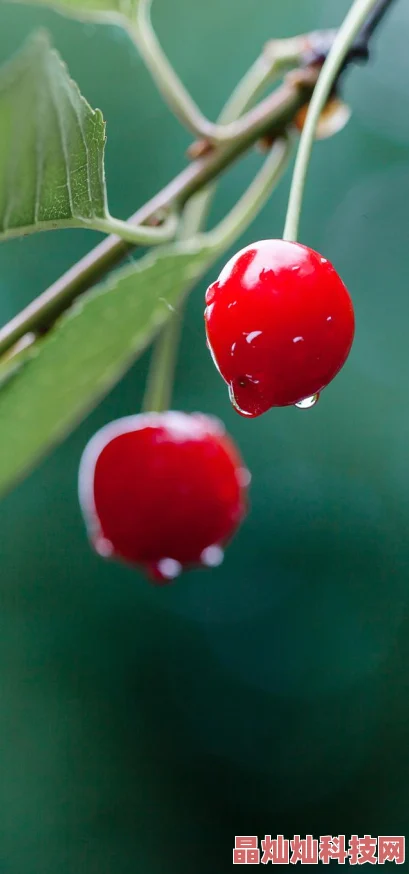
208 135 292 254
283 0 388 243
142 305 182 413
143 143 292 415
183 38 302 232
142 47 297 414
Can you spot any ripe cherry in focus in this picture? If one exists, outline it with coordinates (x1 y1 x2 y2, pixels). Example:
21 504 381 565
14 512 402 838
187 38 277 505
79 411 249 583
205 239 355 417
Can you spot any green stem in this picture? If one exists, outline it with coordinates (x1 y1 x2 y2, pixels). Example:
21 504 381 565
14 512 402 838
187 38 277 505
0 212 178 247
91 212 178 245
142 306 182 412
182 39 300 231
131 0 215 140
142 204 195 413
283 0 381 242
132 2 305 145
208 135 292 253
143 137 292 413
222 38 305 122
208 37 305 143
141 47 300 413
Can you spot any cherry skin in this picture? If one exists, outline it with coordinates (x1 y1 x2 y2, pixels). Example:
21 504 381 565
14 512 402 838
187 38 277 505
204 239 355 417
79 411 249 583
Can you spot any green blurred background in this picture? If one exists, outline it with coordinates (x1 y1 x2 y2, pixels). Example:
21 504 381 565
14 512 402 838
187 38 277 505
0 0 409 870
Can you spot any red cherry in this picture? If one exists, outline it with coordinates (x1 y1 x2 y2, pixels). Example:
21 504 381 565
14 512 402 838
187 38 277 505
79 412 249 583
205 239 355 417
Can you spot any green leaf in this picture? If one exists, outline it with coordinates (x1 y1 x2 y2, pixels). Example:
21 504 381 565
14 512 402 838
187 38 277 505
0 340 34 389
0 32 108 240
0 239 214 497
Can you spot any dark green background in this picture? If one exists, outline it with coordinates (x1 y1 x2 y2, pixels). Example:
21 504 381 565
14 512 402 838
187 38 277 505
0 0 408 870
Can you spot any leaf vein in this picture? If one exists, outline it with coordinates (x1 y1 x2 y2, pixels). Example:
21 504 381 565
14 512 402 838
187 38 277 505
63 77 93 211
47 67 75 217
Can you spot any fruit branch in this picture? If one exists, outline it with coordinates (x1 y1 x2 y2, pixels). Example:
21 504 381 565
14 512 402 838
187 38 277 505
131 0 303 144
0 71 317 358
130 0 393 144
0 0 397 360
351 0 396 52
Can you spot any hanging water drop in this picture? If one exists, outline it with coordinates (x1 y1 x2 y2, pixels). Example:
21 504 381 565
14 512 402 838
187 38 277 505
295 393 320 410
156 557 182 579
201 545 224 568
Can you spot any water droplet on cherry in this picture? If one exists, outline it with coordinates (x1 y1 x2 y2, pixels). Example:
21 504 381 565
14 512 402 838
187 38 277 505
200 545 224 567
295 393 320 410
156 558 182 579
237 467 251 487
